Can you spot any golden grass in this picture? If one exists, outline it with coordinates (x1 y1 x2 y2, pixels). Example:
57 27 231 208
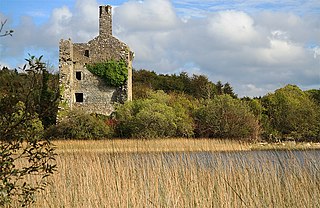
16 139 319 208
53 138 251 153
250 141 320 150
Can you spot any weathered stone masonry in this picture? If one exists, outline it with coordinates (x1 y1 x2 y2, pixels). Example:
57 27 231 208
59 5 133 117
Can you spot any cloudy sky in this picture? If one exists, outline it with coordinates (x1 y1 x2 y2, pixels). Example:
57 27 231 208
1 0 319 97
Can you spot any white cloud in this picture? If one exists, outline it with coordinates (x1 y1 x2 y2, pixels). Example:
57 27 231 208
240 84 270 98
114 2 320 96
46 6 72 37
313 46 320 59
1 0 319 97
257 38 305 65
207 11 258 44
115 0 179 32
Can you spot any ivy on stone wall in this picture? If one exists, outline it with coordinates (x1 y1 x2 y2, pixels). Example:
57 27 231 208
86 60 128 87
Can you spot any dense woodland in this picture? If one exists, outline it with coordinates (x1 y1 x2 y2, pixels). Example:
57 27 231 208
1 58 320 142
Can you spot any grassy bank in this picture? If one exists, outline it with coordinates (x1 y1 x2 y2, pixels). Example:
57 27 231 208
10 139 314 207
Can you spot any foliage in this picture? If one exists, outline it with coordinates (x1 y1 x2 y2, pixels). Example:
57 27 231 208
194 95 260 140
86 60 128 87
261 85 320 141
2 60 320 142
133 69 236 100
0 57 59 129
306 89 320 105
0 56 56 207
188 74 216 99
115 91 194 138
37 68 59 128
45 110 113 140
222 82 237 98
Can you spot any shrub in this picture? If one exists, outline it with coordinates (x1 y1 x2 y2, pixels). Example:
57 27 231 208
194 95 260 140
115 91 194 138
45 110 113 139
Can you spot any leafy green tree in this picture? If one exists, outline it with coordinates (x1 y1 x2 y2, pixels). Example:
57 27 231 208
306 89 320 105
261 85 320 141
194 95 260 140
0 57 56 207
216 81 223 95
0 56 59 129
0 67 26 99
189 74 216 99
132 70 218 99
223 82 237 98
115 91 194 138
37 69 59 128
132 69 159 89
247 98 264 121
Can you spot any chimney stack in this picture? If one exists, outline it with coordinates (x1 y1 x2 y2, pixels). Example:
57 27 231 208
99 5 112 36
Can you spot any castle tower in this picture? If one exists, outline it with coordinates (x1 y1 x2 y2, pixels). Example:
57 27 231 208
58 5 133 119
99 5 112 36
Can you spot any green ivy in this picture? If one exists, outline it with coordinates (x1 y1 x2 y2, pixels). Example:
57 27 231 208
86 60 128 87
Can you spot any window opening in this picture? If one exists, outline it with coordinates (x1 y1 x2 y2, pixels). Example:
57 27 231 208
84 50 89 57
76 71 82 80
75 93 84 102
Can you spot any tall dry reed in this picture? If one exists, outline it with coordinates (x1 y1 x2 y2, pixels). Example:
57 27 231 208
25 144 320 208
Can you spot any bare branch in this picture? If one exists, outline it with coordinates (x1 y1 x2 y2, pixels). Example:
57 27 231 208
0 19 14 37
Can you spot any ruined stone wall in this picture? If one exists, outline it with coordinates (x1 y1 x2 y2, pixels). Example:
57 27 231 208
58 5 133 119
59 39 74 112
72 63 119 115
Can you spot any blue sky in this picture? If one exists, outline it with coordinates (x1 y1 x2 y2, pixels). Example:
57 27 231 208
0 0 319 97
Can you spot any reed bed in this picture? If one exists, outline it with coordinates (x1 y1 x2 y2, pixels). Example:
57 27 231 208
20 140 320 208
53 138 250 153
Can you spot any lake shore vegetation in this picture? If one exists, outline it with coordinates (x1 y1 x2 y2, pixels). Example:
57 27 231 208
1 64 319 142
27 143 320 208
53 139 320 153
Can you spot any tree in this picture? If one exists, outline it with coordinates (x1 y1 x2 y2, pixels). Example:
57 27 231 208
261 85 320 141
190 74 216 99
194 95 260 140
0 56 56 207
115 91 194 138
0 57 60 129
37 68 59 128
216 81 223 95
306 89 320 105
223 82 237 98
132 70 218 100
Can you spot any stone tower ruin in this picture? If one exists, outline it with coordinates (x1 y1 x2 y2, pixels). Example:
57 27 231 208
59 5 133 117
